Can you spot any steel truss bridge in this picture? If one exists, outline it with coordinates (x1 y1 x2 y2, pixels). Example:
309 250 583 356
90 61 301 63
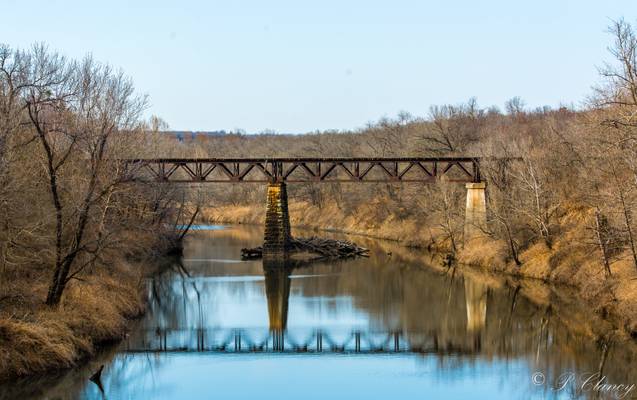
124 157 482 184
123 328 479 355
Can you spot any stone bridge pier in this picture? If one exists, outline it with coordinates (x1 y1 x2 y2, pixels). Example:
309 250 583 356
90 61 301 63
263 182 292 257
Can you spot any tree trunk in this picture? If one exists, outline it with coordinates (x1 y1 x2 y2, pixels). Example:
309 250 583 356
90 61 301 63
618 187 637 270
595 208 612 277
503 220 522 266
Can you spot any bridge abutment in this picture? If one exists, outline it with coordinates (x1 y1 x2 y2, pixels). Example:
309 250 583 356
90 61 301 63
263 182 292 257
464 182 487 244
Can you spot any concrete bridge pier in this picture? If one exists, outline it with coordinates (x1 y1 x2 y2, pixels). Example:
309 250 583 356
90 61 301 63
464 182 487 244
263 182 292 257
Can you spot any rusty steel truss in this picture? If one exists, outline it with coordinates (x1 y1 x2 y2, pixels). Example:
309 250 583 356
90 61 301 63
124 157 482 184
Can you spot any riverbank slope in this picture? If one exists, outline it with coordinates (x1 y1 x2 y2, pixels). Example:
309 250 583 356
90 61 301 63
0 257 147 381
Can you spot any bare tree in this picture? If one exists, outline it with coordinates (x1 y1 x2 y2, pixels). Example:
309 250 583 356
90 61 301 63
505 96 526 116
417 98 484 155
482 157 523 266
589 19 637 271
24 50 146 305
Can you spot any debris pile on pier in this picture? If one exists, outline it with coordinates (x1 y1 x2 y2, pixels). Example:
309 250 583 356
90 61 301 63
292 237 370 259
241 237 369 261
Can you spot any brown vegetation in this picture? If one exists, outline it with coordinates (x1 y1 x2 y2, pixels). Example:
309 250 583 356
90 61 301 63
0 45 198 379
0 261 143 378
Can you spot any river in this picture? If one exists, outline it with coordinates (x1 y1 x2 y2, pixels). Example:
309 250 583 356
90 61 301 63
3 225 637 400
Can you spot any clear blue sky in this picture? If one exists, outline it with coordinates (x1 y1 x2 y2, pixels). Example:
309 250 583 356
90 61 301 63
1 0 636 133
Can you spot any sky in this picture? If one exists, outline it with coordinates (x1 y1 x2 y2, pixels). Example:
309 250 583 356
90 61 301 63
1 0 636 133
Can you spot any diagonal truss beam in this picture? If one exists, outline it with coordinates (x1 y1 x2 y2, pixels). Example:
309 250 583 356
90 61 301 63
123 157 482 184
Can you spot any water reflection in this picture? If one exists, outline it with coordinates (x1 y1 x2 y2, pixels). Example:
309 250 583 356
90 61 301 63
3 225 637 400
263 261 291 333
264 262 291 351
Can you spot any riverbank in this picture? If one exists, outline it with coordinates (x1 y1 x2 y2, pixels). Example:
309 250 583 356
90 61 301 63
201 202 637 339
0 257 147 381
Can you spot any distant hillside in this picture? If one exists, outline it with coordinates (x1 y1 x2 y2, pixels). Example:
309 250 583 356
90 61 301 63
163 130 228 143
161 131 305 143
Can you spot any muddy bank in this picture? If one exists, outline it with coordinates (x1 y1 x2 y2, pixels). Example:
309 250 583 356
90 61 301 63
201 203 637 340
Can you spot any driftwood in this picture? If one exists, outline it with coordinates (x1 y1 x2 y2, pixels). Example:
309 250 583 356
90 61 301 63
241 248 263 260
90 364 105 393
241 236 369 261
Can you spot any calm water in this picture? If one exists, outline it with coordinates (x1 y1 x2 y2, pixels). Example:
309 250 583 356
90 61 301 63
4 226 637 400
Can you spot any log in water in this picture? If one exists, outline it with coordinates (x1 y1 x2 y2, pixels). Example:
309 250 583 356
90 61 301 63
241 236 370 260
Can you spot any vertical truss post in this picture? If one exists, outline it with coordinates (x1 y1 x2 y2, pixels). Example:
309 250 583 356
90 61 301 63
473 159 481 183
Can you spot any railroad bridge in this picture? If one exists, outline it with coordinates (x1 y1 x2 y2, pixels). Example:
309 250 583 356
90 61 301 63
125 157 487 254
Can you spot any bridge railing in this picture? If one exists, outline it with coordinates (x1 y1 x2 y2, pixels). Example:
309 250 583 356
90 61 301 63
122 157 482 184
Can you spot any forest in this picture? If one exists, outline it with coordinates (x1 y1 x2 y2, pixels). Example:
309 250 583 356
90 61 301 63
1 19 637 379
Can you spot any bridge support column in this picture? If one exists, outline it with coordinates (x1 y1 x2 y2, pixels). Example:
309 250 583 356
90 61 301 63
263 182 291 257
464 182 487 244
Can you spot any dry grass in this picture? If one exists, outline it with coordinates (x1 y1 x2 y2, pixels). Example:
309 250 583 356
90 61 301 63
457 240 508 271
0 259 145 381
0 318 88 377
203 204 264 225
203 201 445 247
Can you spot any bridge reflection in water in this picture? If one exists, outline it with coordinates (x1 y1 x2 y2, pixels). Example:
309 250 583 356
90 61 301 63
125 258 489 355
125 328 463 355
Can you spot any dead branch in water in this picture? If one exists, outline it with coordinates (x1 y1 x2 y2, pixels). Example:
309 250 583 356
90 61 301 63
241 237 369 261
